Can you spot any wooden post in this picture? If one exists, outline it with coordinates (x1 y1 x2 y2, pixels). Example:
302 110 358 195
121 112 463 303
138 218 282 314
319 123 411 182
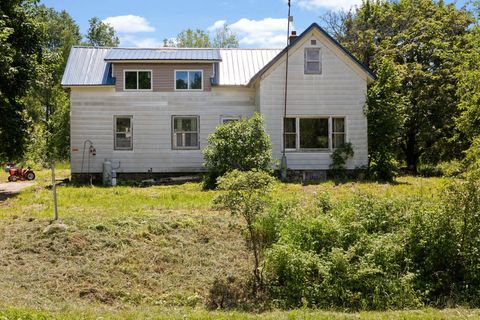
51 161 58 220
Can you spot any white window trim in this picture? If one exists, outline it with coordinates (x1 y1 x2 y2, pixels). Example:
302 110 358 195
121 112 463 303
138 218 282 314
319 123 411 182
304 48 322 75
114 115 133 151
123 70 153 91
283 115 348 153
172 115 200 150
174 70 204 91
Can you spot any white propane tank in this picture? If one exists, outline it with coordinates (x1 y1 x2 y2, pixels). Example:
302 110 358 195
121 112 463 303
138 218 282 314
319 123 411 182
111 169 117 186
103 160 112 186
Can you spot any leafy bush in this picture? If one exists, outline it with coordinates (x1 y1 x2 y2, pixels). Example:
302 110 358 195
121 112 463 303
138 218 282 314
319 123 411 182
330 142 354 177
214 169 275 295
262 176 480 310
203 113 272 189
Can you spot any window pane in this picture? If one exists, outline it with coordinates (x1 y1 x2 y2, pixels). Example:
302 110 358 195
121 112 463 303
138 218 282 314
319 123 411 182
176 71 188 89
306 62 320 73
284 118 296 133
300 118 328 149
116 133 131 148
138 71 151 89
333 133 346 148
285 133 296 149
306 49 320 61
184 133 198 147
116 117 131 133
125 71 137 89
176 133 183 147
189 71 202 89
333 118 345 133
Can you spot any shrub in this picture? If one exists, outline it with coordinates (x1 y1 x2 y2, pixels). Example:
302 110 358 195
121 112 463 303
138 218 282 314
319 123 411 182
214 169 275 295
203 113 272 189
330 142 354 178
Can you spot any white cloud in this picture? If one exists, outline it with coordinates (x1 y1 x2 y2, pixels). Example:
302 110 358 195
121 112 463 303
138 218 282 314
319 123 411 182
229 18 290 48
207 20 226 32
102 15 155 33
119 34 163 48
295 0 361 11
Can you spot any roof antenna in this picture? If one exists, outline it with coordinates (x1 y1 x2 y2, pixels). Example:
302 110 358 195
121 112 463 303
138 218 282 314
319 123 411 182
280 0 292 181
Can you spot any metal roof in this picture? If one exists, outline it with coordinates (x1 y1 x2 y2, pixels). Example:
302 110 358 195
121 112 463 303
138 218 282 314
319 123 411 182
104 48 221 61
217 49 281 86
61 47 114 86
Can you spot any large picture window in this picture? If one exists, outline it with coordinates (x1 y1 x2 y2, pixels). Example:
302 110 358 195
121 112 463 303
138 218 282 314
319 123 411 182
172 116 199 149
124 70 152 90
114 116 133 150
283 116 346 151
304 48 321 74
175 70 203 91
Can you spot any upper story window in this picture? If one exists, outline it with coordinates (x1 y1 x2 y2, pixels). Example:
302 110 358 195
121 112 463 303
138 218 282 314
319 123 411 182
114 116 133 150
124 70 152 90
283 116 346 151
175 70 203 91
304 48 321 74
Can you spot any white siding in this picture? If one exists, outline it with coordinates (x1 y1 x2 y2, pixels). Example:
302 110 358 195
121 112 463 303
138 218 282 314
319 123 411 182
259 30 368 170
70 86 257 173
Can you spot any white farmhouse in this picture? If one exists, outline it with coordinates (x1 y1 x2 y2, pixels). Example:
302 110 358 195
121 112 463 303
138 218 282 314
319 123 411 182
61 23 375 180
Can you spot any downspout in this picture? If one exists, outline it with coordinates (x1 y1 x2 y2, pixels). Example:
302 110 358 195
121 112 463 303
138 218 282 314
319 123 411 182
280 0 292 181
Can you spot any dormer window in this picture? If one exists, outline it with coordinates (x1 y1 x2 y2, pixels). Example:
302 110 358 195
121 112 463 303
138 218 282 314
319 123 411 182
175 70 203 91
124 70 152 90
304 48 321 74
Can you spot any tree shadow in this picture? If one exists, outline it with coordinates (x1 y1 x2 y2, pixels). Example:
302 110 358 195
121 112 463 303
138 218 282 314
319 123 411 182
0 191 19 202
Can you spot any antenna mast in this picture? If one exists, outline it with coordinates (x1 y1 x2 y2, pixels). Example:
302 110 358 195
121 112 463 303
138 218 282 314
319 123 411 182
281 0 292 181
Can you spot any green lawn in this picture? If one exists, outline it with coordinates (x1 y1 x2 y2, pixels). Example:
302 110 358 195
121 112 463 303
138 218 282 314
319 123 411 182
0 167 472 319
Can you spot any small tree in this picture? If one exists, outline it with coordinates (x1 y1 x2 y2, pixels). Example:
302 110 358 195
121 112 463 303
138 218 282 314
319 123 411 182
214 170 275 296
203 113 272 189
84 17 119 47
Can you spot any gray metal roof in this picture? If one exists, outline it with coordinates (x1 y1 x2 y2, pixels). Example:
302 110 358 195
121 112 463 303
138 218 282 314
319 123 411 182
104 48 222 61
217 49 281 86
61 47 114 86
62 46 281 87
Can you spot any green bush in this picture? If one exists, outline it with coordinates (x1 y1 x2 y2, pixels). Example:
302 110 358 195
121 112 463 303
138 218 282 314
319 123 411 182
262 177 480 310
203 113 272 189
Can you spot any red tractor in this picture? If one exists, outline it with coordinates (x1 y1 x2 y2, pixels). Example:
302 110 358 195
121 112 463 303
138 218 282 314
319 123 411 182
4 164 35 182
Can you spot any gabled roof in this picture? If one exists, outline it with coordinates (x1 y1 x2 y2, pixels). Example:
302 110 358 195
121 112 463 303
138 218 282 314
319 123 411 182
247 23 376 86
104 48 221 61
61 47 114 86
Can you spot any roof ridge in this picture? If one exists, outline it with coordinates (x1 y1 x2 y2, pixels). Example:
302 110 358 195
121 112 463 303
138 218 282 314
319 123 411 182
72 46 282 51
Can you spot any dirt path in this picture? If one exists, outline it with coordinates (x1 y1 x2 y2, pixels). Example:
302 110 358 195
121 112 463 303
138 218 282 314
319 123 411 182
0 181 35 201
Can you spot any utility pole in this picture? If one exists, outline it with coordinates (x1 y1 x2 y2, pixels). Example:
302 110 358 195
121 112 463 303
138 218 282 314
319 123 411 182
281 0 292 181
51 161 58 220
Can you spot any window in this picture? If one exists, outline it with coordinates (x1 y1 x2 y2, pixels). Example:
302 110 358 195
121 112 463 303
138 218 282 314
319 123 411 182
124 70 152 90
332 117 346 148
221 116 240 124
175 70 203 91
172 116 199 149
304 48 321 74
284 117 297 149
283 116 346 151
114 116 133 150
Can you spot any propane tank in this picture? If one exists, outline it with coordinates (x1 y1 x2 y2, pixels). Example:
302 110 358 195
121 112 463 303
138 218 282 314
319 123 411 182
111 169 117 186
103 159 112 186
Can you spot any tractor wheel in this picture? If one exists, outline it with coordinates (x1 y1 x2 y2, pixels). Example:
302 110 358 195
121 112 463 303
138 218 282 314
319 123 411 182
26 172 35 181
9 175 17 182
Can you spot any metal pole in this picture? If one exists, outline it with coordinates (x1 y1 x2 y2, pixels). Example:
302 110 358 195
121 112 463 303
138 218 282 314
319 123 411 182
281 0 292 181
51 161 58 220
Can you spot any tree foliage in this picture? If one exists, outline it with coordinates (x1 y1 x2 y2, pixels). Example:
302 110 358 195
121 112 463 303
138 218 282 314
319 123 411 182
213 24 239 48
84 17 119 47
0 0 43 161
324 0 475 172
165 25 239 48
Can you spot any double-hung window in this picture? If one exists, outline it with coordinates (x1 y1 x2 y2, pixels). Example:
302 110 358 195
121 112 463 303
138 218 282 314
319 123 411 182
175 70 203 91
124 70 152 90
114 116 133 150
283 116 346 151
304 48 321 74
172 116 199 149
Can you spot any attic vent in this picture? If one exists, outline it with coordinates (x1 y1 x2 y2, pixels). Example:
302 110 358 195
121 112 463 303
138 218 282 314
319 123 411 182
311 40 317 45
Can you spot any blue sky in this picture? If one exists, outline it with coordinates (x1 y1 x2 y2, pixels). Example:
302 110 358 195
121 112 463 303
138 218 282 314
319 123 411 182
41 0 470 48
